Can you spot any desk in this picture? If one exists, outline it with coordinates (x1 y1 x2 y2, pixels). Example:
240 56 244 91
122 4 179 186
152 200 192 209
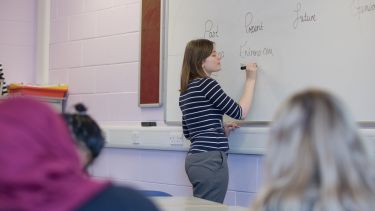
151 197 249 211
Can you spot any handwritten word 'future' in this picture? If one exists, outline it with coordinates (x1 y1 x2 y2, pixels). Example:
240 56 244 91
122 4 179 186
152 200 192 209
293 2 317 29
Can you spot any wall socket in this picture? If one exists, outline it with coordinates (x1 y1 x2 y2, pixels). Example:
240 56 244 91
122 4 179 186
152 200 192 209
131 131 140 145
169 132 186 146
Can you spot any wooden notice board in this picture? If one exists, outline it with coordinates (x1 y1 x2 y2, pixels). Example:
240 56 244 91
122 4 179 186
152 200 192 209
139 0 161 106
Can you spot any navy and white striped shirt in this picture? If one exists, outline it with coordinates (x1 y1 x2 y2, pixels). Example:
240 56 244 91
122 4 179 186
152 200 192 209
179 78 242 153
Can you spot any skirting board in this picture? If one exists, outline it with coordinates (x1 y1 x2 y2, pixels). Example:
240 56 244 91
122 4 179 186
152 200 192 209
101 125 375 156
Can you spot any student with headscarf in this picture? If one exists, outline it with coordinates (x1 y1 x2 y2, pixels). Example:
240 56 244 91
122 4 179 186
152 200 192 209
0 97 159 211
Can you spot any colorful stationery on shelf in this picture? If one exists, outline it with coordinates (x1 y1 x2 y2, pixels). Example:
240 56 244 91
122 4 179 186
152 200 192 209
8 83 68 98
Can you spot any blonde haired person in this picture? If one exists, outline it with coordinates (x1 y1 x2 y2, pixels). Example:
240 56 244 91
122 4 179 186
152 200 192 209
251 89 375 211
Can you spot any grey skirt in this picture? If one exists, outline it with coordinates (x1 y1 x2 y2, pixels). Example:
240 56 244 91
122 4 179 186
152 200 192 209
185 151 228 203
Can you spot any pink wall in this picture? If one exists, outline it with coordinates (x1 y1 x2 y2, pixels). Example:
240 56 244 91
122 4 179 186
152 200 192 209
0 0 36 84
49 0 163 122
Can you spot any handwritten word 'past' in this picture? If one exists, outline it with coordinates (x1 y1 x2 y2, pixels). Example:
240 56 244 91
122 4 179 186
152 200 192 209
204 19 219 38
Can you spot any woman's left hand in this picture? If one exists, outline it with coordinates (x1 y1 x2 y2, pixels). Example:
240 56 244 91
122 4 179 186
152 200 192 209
224 122 240 137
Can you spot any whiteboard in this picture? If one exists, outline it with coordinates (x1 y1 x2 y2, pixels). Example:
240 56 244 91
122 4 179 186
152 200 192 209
165 0 375 123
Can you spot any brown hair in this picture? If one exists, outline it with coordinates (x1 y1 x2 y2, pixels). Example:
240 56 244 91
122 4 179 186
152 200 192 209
180 39 214 93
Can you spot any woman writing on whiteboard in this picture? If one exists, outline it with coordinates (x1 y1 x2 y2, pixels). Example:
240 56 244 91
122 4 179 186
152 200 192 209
179 38 258 203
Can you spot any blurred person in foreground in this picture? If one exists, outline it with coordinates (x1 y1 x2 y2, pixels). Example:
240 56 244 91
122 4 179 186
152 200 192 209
251 89 375 211
0 97 159 211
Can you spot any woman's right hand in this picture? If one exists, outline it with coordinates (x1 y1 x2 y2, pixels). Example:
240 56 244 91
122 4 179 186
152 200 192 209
245 63 257 80
239 63 258 119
